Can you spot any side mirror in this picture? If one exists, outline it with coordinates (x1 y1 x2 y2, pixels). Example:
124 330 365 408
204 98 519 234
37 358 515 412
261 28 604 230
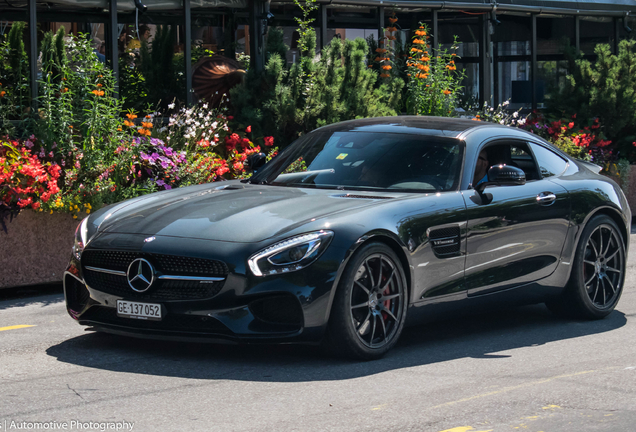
476 164 526 194
244 152 267 173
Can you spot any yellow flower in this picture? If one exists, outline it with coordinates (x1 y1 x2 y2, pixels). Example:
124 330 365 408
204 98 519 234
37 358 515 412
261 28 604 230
73 215 77 219
86 209 91 214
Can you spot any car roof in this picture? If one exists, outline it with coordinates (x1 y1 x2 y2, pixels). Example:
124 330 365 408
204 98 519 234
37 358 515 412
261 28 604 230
312 115 504 138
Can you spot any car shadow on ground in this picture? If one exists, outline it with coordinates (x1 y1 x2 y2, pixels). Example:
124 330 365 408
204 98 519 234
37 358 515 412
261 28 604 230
46 304 627 382
0 284 63 311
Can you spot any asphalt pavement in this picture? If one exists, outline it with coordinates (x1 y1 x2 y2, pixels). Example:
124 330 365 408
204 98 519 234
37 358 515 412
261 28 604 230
1 232 635 432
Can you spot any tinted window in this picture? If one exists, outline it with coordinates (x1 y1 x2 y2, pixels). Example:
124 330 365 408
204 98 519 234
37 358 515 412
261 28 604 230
262 132 463 192
529 143 568 178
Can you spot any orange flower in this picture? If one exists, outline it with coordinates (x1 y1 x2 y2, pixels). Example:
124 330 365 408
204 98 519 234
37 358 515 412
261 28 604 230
380 73 391 78
375 48 387 53
387 35 396 41
142 121 153 129
386 27 397 32
407 73 411 76
368 65 373 68
145 115 151 119
381 65 392 70
126 113 137 120
443 89 452 95
0 91 5 97
98 75 103 78
412 38 425 45
96 83 103 87
388 17 398 24
411 48 423 53
415 30 427 36
421 56 430 62
61 87 69 93
446 64 457 71
138 128 151 136
69 125 73 129
374 56 381 62
417 65 430 73
124 120 134 127
91 89 104 96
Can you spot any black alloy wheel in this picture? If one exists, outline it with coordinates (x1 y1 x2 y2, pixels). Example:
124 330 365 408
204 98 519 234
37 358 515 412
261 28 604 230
324 242 408 360
547 215 625 319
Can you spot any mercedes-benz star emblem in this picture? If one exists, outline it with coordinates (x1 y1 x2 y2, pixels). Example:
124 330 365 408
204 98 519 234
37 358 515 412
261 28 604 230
127 258 155 292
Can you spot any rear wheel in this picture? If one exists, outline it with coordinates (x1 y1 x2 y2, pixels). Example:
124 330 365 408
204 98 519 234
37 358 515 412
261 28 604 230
323 243 408 360
547 215 625 319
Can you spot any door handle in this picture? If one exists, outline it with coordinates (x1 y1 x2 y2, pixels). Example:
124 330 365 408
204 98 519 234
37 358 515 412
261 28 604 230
536 192 556 205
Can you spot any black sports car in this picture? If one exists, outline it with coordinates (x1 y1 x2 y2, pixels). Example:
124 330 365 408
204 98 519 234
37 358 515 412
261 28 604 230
65 117 630 360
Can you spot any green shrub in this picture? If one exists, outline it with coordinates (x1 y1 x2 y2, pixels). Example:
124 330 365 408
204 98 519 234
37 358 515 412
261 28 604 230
548 40 636 161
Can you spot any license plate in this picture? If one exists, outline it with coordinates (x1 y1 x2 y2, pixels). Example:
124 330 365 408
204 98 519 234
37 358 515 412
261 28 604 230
116 300 162 321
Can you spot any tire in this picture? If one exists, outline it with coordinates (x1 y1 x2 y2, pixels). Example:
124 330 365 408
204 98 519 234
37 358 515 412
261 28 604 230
323 242 408 360
547 215 626 319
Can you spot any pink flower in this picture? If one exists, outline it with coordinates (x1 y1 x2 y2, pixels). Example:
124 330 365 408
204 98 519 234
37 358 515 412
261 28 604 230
264 136 274 147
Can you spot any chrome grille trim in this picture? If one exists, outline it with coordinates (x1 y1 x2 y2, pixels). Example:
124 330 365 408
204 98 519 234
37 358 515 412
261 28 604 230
85 266 127 276
157 275 225 282
84 266 226 282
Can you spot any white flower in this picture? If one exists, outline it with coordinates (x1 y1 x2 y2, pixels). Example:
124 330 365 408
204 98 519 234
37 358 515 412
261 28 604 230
500 120 505 125
503 100 510 106
518 118 526 125
203 103 208 109
513 111 519 118
168 103 175 109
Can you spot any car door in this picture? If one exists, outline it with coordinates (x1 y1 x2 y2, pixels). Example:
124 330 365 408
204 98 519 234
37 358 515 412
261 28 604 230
462 139 571 296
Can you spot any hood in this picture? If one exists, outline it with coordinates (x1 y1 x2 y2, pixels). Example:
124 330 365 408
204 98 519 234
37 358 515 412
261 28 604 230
96 182 396 242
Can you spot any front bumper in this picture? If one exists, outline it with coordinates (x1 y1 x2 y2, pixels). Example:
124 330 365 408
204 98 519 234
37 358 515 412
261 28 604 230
64 233 347 344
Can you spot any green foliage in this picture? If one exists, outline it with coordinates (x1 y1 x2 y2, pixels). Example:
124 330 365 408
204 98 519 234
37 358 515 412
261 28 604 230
548 40 636 160
0 22 31 132
230 2 403 147
266 27 288 62
139 26 181 108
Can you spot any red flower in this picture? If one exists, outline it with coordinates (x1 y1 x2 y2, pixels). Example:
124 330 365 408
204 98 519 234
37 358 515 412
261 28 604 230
227 116 234 120
264 136 274 147
246 126 252 133
233 161 244 171
568 122 574 129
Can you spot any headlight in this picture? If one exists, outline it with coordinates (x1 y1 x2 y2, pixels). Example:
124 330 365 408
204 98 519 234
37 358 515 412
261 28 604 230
72 217 89 260
248 231 334 277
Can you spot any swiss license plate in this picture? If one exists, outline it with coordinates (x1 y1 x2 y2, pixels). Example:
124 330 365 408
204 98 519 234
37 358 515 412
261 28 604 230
116 300 162 321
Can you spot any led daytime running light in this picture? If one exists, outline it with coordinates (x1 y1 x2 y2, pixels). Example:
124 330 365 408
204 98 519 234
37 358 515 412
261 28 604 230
248 231 333 277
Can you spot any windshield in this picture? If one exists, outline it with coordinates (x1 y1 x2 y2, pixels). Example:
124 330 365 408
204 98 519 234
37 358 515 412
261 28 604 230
252 131 464 192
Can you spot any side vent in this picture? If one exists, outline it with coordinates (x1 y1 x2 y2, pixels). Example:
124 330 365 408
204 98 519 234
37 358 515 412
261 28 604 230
429 226 461 257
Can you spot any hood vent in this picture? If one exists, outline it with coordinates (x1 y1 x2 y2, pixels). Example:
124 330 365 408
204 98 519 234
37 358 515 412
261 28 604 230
429 226 461 257
333 194 394 200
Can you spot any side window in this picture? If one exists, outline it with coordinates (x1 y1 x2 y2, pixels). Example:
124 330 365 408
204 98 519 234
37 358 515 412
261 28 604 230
529 143 568 178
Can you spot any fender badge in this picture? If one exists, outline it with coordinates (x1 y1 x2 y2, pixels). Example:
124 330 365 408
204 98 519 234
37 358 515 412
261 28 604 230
144 236 156 243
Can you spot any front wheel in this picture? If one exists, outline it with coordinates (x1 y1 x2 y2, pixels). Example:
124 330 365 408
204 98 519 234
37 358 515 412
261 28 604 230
547 215 625 319
323 242 408 360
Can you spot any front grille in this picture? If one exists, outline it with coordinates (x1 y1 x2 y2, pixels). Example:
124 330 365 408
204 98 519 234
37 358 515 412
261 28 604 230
429 226 461 257
82 250 228 276
83 271 225 301
81 306 232 335
81 250 228 301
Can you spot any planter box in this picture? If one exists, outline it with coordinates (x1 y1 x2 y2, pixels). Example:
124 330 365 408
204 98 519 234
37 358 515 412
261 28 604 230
0 210 80 289
626 165 636 217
